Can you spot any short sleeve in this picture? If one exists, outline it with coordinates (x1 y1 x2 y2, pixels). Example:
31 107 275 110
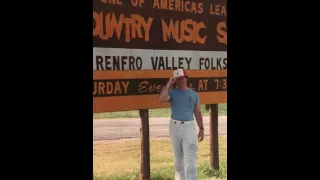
195 93 200 105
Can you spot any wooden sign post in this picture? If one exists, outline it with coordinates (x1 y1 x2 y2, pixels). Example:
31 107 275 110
210 104 219 170
139 109 150 180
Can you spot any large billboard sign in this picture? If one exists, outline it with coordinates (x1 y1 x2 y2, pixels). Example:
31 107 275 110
93 0 227 113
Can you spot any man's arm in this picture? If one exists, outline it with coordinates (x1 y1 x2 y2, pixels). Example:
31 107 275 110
194 94 204 142
194 105 204 130
159 78 174 102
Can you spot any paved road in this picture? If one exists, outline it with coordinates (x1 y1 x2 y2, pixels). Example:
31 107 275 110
93 116 227 141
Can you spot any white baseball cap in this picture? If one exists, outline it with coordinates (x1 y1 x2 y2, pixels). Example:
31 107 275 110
173 69 189 79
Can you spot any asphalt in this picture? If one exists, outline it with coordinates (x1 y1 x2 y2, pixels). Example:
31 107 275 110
93 116 227 141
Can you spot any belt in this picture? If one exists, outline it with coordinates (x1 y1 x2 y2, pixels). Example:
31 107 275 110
171 119 194 124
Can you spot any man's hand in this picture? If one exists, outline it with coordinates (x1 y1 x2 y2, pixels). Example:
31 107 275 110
198 129 204 142
167 77 176 86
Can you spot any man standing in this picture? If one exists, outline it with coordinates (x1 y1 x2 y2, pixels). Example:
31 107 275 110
159 69 204 180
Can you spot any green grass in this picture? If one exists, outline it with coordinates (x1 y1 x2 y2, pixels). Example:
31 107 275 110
93 137 227 180
93 162 227 180
93 163 227 180
94 103 227 119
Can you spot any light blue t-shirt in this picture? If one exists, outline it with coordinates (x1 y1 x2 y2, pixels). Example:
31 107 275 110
168 88 200 121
